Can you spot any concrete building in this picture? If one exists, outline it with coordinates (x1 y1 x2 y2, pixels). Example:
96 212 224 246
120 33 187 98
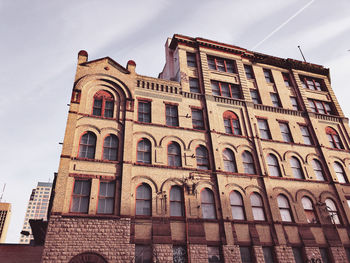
20 182 52 244
0 203 11 243
41 34 350 262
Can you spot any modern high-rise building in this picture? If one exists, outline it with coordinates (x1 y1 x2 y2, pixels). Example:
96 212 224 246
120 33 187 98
0 202 11 243
41 35 350 263
20 182 52 244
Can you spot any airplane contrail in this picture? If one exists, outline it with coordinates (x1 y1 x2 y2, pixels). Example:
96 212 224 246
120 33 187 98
252 0 316 50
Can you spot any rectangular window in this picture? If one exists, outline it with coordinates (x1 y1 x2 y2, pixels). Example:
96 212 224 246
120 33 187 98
165 104 179 126
258 119 271 139
187 52 197 67
279 122 293 142
308 99 333 115
173 246 187 263
189 78 200 93
345 248 350 262
135 245 152 263
290 97 299 111
270 92 281 107
97 181 115 214
138 101 151 123
263 69 274 83
250 89 261 104
282 73 292 87
300 75 324 91
211 80 241 99
262 247 274 263
207 246 222 263
244 65 254 79
191 109 204 130
319 248 331 263
208 56 236 73
240 247 253 263
70 180 91 213
299 125 312 145
292 247 304 263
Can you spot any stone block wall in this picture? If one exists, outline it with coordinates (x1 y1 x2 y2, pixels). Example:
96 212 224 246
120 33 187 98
274 245 295 263
222 245 241 263
42 215 134 263
330 246 347 263
153 244 172 263
189 244 208 263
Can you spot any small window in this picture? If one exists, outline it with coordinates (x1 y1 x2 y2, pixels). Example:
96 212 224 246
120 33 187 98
242 151 256 174
240 246 253 263
301 196 317 223
292 247 304 263
270 92 281 107
267 154 281 177
103 134 118 161
263 69 274 83
207 246 222 263
211 80 241 99
257 119 271 140
135 245 152 263
244 65 254 79
325 198 340 224
208 56 236 73
78 132 96 159
279 122 293 143
290 157 304 179
168 142 181 167
326 127 343 149
277 195 293 222
97 181 115 214
250 193 265 221
250 89 261 104
201 188 216 219
189 78 200 93
170 186 184 217
308 99 333 115
230 191 245 220
70 180 91 213
300 76 324 91
299 125 313 145
92 90 114 118
319 248 331 263
312 159 325 181
282 73 292 87
173 246 187 263
223 149 237 172
166 104 179 127
191 109 204 130
262 247 274 263
187 52 196 67
135 184 152 216
223 111 241 135
196 146 209 170
290 96 299 111
333 162 347 183
138 101 151 123
137 139 151 164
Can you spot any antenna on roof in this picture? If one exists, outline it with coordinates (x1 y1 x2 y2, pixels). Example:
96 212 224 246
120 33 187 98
297 45 307 62
0 183 6 202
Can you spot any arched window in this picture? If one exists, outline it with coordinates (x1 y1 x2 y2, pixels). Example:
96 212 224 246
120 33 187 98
223 111 241 135
78 132 96 159
242 151 256 174
312 159 325 181
301 197 318 223
201 188 216 219
223 149 237 172
326 127 343 149
170 186 184 217
196 146 209 170
136 183 151 216
137 139 151 164
290 157 304 179
230 191 245 220
168 142 181 167
325 198 341 224
103 134 118 161
250 193 265 221
333 162 347 183
92 90 114 118
277 195 293 222
267 154 281 177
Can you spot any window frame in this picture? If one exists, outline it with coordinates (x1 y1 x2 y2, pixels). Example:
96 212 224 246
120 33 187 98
92 90 115 118
250 89 261 104
78 131 96 159
270 92 281 107
282 73 292 87
242 151 256 174
137 138 152 164
279 122 293 143
211 80 241 99
250 192 266 221
223 111 241 135
167 142 182 167
290 96 299 111
308 99 333 115
207 55 236 73
135 244 152 263
102 134 119 161
244 64 255 80
170 185 184 217
223 148 237 173
325 198 341 225
299 125 313 145
267 154 282 177
187 52 197 68
300 75 324 91
301 196 318 224
70 179 91 214
189 77 200 93
165 104 179 127
312 159 325 181
326 127 343 149
201 188 216 219
230 191 245 220
191 108 204 130
290 156 304 179
333 162 347 183
263 69 274 83
138 100 151 123
277 194 293 222
135 183 152 216
257 119 271 140
97 181 115 214
196 145 210 170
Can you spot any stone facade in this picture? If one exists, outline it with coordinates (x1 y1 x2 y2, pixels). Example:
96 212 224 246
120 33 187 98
41 35 350 262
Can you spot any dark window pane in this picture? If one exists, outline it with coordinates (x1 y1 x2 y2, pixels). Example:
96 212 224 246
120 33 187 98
173 246 187 263
263 247 274 263
292 247 303 263
240 247 252 263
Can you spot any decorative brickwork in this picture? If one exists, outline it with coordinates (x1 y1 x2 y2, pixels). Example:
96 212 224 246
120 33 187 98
153 244 173 263
222 245 241 263
189 244 208 263
42 215 134 263
274 245 295 263
330 246 347 263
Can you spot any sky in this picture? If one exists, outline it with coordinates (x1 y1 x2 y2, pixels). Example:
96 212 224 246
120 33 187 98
1 0 350 243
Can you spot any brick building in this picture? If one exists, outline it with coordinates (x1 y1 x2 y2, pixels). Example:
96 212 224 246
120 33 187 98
0 202 11 243
42 34 350 262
